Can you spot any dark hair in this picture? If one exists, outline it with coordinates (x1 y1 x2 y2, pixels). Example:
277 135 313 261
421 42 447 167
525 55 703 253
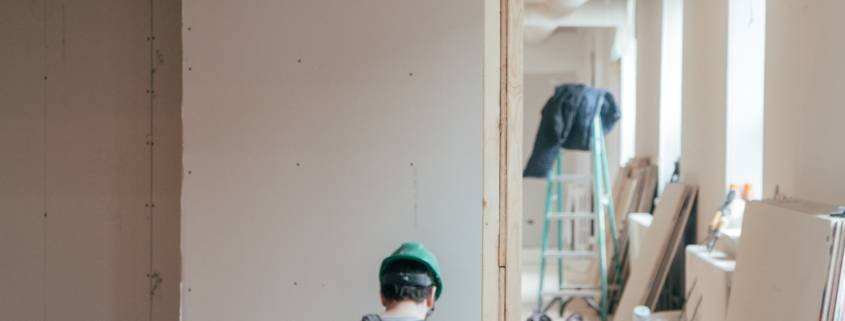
380 259 435 303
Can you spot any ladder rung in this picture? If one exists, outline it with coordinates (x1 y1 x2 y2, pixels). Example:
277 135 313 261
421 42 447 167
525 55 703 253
549 174 593 183
542 287 601 297
543 250 596 258
547 211 595 220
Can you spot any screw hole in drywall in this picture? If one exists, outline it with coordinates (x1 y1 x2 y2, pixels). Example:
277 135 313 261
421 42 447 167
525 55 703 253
296 162 301 167
294 282 298 286
188 67 192 71
409 72 414 77
297 58 302 63
187 27 192 31
410 162 414 166
188 170 192 175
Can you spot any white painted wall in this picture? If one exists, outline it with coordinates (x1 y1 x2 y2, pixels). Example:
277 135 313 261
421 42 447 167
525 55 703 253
181 1 482 320
764 0 845 204
681 0 729 241
634 0 662 160
657 0 683 193
635 0 685 193
726 0 766 199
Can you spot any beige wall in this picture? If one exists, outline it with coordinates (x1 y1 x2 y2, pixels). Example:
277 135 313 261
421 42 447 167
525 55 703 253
634 0 662 160
180 1 483 320
681 0 729 241
764 0 845 204
0 0 181 320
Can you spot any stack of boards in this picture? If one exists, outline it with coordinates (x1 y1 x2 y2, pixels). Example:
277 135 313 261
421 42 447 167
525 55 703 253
725 199 845 321
613 157 659 225
613 183 697 321
607 158 660 302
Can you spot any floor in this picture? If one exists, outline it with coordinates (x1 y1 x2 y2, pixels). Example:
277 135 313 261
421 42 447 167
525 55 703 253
521 248 602 321
521 248 682 321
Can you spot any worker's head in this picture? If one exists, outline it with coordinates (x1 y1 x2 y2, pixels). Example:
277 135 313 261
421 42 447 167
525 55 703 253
378 242 442 312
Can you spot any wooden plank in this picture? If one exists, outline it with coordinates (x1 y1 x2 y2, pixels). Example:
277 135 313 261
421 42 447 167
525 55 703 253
614 183 689 321
637 165 658 213
646 187 697 308
616 177 640 230
498 0 523 319
725 200 841 321
44 0 152 320
481 0 501 319
0 0 46 319
151 0 182 319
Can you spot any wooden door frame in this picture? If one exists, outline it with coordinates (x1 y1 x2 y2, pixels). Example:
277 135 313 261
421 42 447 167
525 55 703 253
482 0 523 320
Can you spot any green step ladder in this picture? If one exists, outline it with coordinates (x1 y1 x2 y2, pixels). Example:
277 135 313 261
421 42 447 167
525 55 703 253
533 110 623 321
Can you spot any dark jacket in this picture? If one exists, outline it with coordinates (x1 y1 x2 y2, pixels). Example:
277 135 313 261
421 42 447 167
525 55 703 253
523 84 620 178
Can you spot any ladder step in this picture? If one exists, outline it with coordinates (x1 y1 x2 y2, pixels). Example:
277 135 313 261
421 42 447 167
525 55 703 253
543 250 596 258
549 174 593 184
547 211 595 220
542 287 601 297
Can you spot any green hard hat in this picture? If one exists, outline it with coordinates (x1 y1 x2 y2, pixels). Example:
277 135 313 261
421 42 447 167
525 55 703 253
379 242 443 300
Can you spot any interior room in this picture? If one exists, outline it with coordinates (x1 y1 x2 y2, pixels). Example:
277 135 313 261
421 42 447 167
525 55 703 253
1 0 843 321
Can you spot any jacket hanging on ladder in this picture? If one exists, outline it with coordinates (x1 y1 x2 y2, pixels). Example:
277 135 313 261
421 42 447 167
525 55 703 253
523 84 621 178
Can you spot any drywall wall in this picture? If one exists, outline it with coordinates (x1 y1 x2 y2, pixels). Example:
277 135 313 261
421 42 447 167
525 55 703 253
764 0 845 204
522 28 622 248
680 0 728 241
0 1 181 320
657 0 683 194
634 0 661 160
635 0 684 193
0 2 45 319
181 1 482 320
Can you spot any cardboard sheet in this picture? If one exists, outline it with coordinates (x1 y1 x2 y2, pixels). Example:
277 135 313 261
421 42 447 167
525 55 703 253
725 200 841 321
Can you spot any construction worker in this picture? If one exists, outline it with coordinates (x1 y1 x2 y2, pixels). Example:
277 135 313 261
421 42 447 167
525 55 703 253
362 242 443 321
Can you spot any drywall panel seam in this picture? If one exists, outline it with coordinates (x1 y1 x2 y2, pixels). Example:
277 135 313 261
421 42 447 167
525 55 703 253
147 0 156 319
41 0 48 319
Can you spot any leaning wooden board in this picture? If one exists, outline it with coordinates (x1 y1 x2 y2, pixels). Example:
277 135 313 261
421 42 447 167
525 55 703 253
725 200 842 321
646 186 697 308
613 183 692 321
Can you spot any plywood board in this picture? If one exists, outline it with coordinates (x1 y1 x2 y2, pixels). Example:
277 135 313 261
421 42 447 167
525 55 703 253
44 1 152 320
647 186 697 308
725 200 840 321
614 183 689 321
615 177 640 230
500 0 524 319
636 165 658 213
181 1 485 320
0 1 46 319
481 0 501 319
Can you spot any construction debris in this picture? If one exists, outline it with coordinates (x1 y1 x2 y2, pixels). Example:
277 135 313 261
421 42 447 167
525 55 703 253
613 183 697 321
